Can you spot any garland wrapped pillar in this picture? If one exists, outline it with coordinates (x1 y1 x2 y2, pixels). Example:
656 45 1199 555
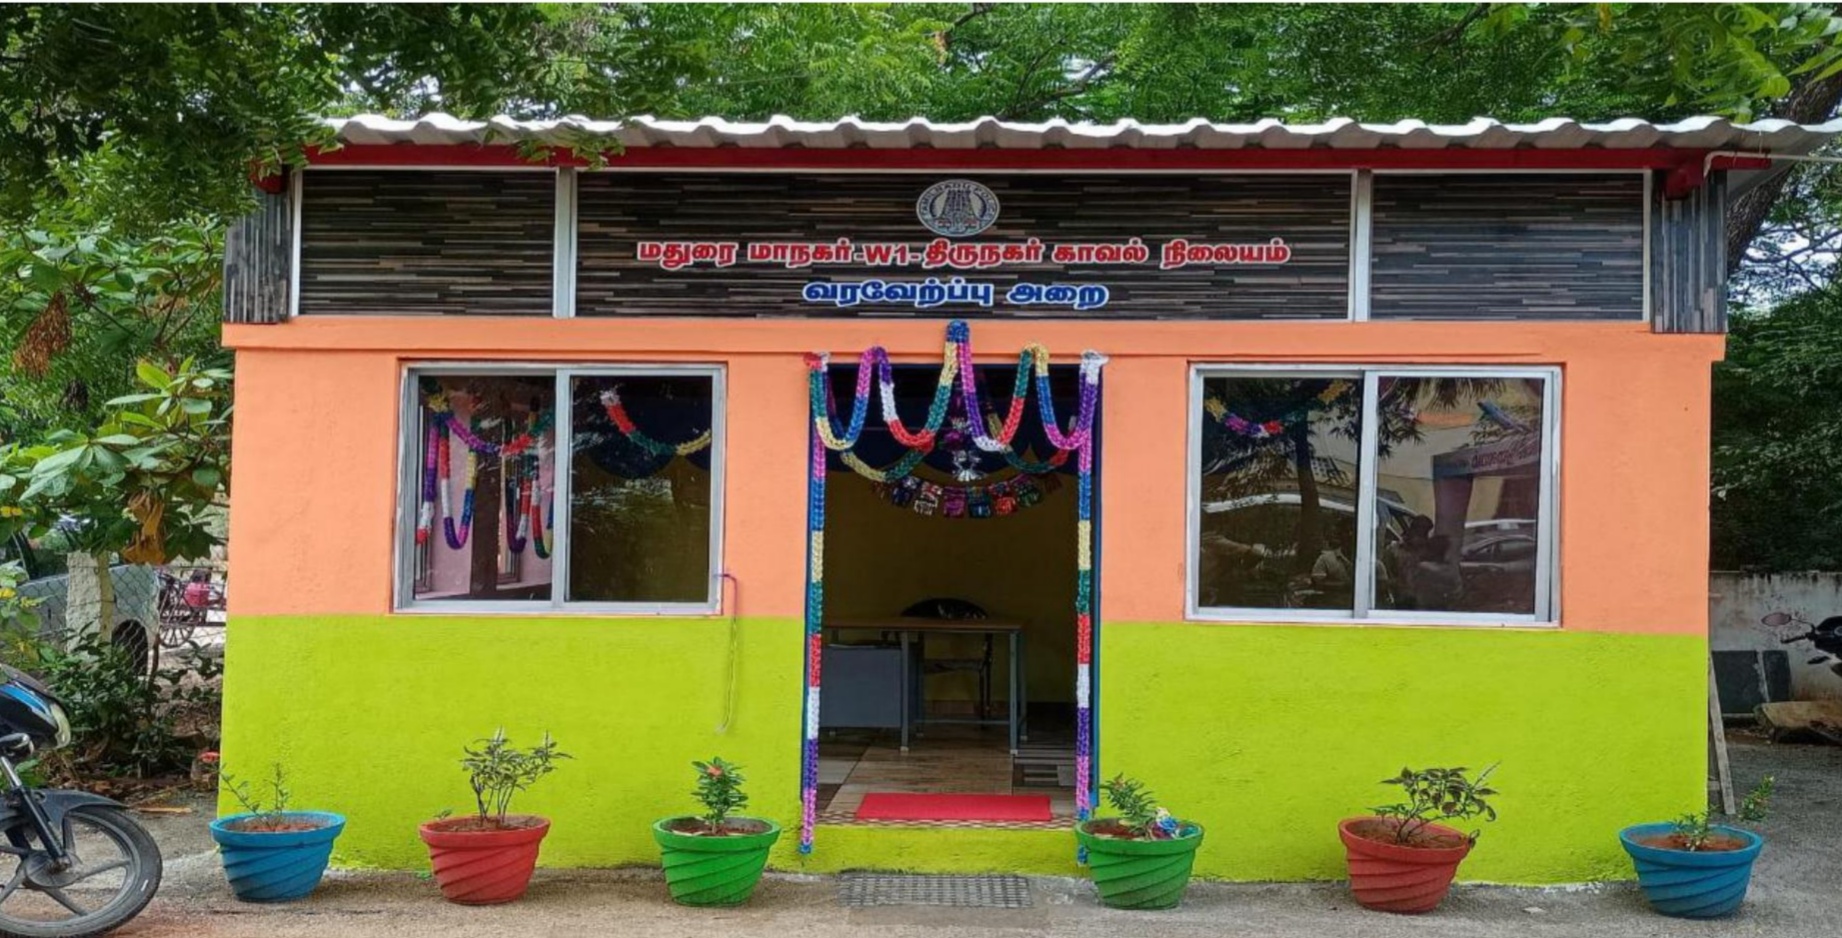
797 320 1106 854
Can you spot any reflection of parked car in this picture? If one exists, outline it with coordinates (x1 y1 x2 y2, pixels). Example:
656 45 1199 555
2 532 160 669
1459 532 1538 611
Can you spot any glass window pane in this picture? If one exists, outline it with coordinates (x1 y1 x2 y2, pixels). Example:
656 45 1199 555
1372 375 1547 615
412 374 556 602
1195 375 1362 612
567 374 715 604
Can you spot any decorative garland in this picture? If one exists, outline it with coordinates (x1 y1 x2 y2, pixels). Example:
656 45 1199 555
872 471 1061 519
1203 379 1353 440
417 392 554 555
798 320 1106 855
599 388 713 457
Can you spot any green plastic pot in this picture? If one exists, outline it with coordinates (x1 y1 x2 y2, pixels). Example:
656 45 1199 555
652 817 781 907
1075 820 1205 910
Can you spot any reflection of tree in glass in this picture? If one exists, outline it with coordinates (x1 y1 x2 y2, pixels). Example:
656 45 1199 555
568 428 710 603
1203 377 1507 577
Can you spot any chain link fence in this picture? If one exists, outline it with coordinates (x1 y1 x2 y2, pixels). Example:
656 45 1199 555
15 561 226 670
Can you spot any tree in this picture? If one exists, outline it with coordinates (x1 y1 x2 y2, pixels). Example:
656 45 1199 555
1713 284 1842 571
0 358 231 639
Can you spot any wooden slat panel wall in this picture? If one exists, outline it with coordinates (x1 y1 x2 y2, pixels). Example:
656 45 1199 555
297 170 554 316
222 186 291 324
576 173 1351 319
1650 171 1728 334
1370 174 1645 320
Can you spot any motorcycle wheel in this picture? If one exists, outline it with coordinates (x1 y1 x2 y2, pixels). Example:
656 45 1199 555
0 806 161 938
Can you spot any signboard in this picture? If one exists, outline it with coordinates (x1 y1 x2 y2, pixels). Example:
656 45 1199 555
575 173 1351 319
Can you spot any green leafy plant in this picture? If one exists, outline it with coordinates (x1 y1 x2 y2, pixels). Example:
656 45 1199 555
458 729 569 828
222 763 312 832
1100 774 1184 840
690 758 748 833
1673 776 1774 851
1373 765 1500 846
0 560 38 638
20 629 222 780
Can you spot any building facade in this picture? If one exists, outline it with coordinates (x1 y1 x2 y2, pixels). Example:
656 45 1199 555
218 115 1827 883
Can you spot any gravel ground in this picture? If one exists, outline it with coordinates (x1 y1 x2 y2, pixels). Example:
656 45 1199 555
110 736 1839 938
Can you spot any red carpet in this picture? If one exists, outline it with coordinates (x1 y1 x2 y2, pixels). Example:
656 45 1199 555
854 793 1053 822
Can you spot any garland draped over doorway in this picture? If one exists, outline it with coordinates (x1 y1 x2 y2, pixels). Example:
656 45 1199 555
799 320 1106 854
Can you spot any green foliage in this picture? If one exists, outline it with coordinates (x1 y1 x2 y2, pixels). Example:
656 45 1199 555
690 757 748 831
0 216 223 437
17 629 223 779
0 357 231 564
0 560 37 633
458 729 569 827
1673 776 1773 851
1098 774 1186 839
1712 286 1842 571
1372 764 1500 846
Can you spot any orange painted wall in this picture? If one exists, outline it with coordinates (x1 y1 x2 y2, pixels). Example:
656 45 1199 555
224 318 1721 635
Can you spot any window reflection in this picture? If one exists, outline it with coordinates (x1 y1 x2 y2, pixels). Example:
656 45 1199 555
1372 376 1547 615
1194 376 1362 611
567 375 715 604
412 374 556 602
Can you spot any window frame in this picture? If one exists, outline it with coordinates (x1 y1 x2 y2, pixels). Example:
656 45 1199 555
393 362 727 616
1185 363 1560 627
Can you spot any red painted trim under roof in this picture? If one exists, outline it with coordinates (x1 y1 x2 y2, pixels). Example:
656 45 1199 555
299 142 1713 173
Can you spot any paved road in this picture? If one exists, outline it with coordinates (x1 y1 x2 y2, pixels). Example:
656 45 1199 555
117 737 1840 938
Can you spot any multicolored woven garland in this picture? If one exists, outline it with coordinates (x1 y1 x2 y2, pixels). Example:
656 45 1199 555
1203 379 1353 440
798 321 1107 855
599 388 714 457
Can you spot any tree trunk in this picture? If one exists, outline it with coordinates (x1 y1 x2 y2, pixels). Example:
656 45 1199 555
1290 424 1323 574
64 551 115 647
1725 71 1842 275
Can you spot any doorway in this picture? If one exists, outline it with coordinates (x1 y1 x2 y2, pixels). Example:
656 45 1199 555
798 349 1100 841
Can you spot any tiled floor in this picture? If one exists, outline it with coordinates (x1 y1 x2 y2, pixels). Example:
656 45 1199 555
817 725 1076 828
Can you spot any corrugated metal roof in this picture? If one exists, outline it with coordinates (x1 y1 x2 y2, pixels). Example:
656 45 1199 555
325 113 1842 154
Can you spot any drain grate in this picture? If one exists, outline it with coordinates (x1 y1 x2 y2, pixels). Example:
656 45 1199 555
838 873 1033 909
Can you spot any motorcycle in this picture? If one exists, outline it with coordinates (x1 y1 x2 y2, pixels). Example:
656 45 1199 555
0 665 160 938
1761 610 1842 677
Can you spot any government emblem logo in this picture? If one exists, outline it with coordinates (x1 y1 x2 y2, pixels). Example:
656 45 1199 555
916 179 1000 238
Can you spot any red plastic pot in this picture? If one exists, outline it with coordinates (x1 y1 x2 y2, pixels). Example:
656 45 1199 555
418 815 551 905
1338 817 1472 914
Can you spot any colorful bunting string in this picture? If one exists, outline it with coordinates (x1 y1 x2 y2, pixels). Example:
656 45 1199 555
799 321 1106 855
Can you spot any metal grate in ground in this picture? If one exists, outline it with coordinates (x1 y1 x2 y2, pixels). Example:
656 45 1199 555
838 873 1033 909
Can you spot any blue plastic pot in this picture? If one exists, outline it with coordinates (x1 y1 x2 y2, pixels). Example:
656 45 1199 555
1618 823 1762 918
210 811 346 902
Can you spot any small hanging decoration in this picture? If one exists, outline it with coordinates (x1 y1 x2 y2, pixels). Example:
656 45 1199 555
871 471 1061 519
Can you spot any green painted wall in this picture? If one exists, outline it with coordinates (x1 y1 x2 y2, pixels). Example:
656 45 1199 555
222 616 1702 883
219 616 804 869
1100 624 1706 884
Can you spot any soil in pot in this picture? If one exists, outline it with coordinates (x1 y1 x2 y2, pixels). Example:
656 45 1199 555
1634 833 1750 852
1338 817 1472 915
222 816 332 834
662 818 773 837
418 814 551 906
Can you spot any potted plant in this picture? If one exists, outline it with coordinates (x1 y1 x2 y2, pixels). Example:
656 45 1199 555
1073 775 1204 910
1338 765 1499 914
208 765 345 902
652 758 781 907
418 729 569 905
1619 777 1773 918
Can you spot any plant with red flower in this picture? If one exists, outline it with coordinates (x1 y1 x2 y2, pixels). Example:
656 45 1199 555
691 757 748 834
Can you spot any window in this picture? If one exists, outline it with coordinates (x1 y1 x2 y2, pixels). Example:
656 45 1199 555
398 365 724 613
1189 367 1556 624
